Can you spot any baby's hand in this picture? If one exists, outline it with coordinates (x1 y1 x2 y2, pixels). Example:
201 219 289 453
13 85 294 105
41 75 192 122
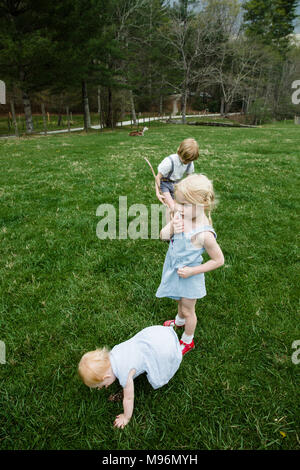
177 266 194 278
173 212 184 234
114 414 130 429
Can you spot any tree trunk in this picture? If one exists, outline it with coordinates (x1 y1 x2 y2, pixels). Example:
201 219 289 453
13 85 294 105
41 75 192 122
66 106 71 133
41 103 47 135
220 97 225 115
241 97 245 114
98 86 104 130
57 93 63 126
129 90 137 125
106 87 113 128
82 80 91 131
10 100 19 137
181 89 188 124
97 86 101 114
225 101 231 115
159 94 163 116
22 90 34 134
120 92 126 122
246 95 251 114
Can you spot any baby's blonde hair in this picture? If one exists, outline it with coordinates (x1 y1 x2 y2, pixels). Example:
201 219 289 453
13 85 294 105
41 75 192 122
177 138 199 162
78 348 111 387
175 173 215 224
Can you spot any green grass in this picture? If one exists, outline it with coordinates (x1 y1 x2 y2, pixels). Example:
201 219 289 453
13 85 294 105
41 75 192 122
185 116 240 124
0 121 299 450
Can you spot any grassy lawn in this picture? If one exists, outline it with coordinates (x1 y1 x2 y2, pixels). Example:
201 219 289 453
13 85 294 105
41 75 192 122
185 116 240 124
0 121 299 450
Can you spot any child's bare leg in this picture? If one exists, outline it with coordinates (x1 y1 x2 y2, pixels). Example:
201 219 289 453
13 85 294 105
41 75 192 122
176 300 183 318
179 298 197 337
175 300 185 326
163 300 185 327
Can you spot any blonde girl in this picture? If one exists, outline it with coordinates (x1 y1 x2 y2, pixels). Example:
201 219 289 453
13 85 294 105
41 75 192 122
156 173 224 355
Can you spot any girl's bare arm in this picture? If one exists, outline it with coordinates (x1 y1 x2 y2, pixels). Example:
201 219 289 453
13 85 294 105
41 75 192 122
160 220 174 240
155 172 163 190
193 232 224 273
160 212 185 240
155 173 166 205
114 369 136 429
177 232 224 278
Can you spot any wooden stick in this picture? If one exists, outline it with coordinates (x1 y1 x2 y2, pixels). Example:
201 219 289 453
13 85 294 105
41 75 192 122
144 157 157 180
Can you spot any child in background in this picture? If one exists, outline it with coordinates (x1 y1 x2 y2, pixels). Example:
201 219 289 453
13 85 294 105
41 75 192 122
78 325 182 429
156 173 224 355
155 138 199 211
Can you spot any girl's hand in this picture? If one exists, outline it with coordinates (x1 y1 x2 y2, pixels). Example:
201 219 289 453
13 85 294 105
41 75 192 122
177 266 195 278
114 414 130 429
172 212 184 234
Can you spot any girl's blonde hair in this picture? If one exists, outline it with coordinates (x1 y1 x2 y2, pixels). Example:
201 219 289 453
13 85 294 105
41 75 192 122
175 173 216 224
177 138 199 162
78 348 111 387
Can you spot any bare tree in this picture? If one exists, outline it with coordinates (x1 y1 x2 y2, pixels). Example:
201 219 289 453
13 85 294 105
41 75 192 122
244 43 300 123
212 35 264 114
159 1 220 123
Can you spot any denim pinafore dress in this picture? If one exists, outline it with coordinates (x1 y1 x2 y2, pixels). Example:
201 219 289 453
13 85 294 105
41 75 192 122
156 225 217 300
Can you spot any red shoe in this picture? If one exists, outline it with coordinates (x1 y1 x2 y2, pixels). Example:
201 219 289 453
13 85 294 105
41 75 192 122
180 339 195 356
163 319 184 328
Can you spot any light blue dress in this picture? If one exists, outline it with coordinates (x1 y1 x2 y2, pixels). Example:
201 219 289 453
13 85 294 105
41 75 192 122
110 326 182 389
156 225 217 300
